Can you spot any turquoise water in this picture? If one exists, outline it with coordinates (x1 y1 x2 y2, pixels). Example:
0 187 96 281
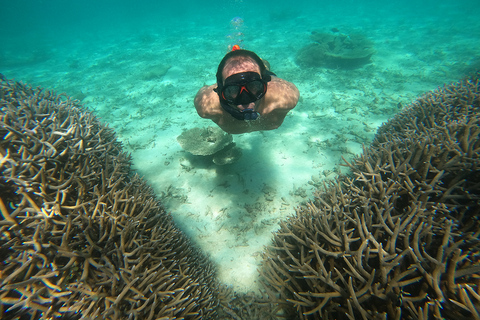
2 0 479 102
2 0 479 290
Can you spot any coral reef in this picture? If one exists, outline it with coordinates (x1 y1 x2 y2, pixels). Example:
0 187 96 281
0 75 219 319
177 126 242 165
296 30 375 69
260 72 480 319
216 285 281 320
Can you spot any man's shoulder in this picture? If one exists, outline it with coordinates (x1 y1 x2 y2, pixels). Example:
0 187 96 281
269 76 298 91
195 84 217 107
195 84 216 99
266 77 299 110
194 84 223 119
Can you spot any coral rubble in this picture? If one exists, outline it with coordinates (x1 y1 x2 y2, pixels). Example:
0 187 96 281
260 72 480 319
0 74 219 319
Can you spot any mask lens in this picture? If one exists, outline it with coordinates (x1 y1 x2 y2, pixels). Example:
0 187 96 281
223 85 241 101
245 80 265 98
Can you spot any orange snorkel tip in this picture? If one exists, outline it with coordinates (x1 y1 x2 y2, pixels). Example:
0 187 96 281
232 44 241 51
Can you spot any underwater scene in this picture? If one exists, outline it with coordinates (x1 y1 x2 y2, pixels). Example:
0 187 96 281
1 0 479 319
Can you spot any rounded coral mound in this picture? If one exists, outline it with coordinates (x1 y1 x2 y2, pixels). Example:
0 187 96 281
0 75 218 319
177 126 242 165
296 30 375 69
260 72 480 319
177 126 234 156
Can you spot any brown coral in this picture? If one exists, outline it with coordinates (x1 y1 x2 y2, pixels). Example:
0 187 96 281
216 285 282 320
0 74 219 319
260 72 480 319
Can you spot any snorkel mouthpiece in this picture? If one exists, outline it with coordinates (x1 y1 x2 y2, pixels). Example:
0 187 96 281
219 102 259 120
242 109 259 120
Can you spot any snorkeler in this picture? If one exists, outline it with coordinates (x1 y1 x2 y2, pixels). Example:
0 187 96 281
194 48 299 134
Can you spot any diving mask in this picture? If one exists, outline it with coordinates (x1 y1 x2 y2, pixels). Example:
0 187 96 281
218 72 268 106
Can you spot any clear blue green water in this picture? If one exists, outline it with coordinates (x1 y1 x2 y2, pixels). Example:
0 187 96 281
2 1 479 87
2 0 479 290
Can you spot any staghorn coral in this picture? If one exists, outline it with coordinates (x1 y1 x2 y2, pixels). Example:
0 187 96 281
260 72 480 319
0 74 219 319
216 285 282 320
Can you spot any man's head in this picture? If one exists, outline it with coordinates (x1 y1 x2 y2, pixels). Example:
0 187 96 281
214 50 271 120
215 49 270 88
